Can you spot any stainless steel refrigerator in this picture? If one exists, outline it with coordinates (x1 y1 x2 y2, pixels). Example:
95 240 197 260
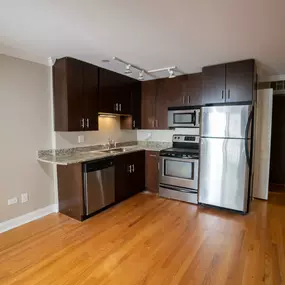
199 105 253 213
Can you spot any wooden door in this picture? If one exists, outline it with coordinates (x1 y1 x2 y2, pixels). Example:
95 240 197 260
57 163 84 221
186 73 202 106
53 57 85 131
117 75 132 115
145 151 160 193
99 68 117 113
130 151 145 195
155 78 171 129
83 62 99 131
131 81 141 129
202 64 226 105
270 95 285 186
158 75 188 108
226 59 254 103
114 154 131 203
141 80 156 129
65 58 85 131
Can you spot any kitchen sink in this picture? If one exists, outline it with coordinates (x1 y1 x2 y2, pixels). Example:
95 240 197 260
100 148 127 154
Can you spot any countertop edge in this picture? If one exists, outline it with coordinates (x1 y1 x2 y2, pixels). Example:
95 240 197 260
37 146 163 166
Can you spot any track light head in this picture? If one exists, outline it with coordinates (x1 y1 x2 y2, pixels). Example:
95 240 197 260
125 64 132 74
168 68 176 79
138 70 144 80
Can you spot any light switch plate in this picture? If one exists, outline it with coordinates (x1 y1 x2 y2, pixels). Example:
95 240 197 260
78 135 85 143
21 193 29 203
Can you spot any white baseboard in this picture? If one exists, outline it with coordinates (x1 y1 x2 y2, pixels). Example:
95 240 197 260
0 204 58 233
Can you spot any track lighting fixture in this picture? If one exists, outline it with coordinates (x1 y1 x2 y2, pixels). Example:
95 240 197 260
168 68 176 79
125 64 132 74
112 57 181 80
138 70 144 80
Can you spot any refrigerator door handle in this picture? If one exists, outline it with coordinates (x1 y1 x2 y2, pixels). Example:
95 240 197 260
245 110 253 166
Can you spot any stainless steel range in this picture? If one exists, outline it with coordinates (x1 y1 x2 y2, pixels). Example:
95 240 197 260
159 135 199 204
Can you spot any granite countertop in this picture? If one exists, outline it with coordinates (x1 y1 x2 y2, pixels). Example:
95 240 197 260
37 141 170 165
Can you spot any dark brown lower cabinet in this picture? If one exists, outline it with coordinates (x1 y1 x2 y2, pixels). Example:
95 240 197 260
57 151 145 221
145 151 160 193
57 163 85 221
115 150 145 203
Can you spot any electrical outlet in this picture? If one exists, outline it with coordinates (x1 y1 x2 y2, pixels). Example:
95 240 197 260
146 133 152 140
8 197 18 205
78 135 85 143
21 193 29 203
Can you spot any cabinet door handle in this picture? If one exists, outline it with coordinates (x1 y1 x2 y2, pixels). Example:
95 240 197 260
115 103 119 111
86 118 89 128
222 90 224 100
119 104 122 112
228 90 230 100
132 164 135 172
156 120 159 128
81 118 85 129
149 154 157 157
188 95 190 104
158 162 160 171
128 165 132 173
152 120 155 128
182 96 185 104
133 120 136 128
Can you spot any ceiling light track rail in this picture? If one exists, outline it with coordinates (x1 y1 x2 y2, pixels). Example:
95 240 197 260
112 57 180 80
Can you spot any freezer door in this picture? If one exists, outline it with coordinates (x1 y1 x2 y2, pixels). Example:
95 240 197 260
199 137 250 212
201 105 252 139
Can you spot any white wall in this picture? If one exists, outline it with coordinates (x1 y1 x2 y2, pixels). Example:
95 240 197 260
261 74 285 82
55 116 137 149
137 128 200 142
0 55 55 222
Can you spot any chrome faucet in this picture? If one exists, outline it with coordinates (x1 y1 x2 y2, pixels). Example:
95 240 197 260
107 138 117 149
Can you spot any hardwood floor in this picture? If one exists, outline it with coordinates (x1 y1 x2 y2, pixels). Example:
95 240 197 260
0 192 285 285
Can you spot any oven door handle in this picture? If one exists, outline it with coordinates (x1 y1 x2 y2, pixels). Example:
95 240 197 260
160 156 199 163
193 110 196 126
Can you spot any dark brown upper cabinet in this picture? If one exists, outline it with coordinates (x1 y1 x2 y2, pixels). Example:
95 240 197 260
141 74 202 130
141 80 157 129
53 57 99 131
99 68 132 115
142 78 180 130
226 60 255 103
120 81 142 130
130 81 142 129
187 73 203 106
202 64 226 105
161 74 202 108
202 59 255 105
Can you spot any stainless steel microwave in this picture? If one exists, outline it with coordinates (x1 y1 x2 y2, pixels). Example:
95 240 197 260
168 107 200 128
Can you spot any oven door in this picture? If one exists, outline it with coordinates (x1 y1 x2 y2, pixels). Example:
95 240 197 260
160 156 199 190
168 109 197 128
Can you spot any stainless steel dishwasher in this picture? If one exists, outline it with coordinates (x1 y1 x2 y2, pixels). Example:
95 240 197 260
83 158 115 215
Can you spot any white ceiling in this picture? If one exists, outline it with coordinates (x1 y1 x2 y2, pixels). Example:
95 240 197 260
0 0 285 80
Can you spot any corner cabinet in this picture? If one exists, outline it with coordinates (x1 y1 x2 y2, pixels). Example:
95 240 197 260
53 57 99 131
202 59 255 105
